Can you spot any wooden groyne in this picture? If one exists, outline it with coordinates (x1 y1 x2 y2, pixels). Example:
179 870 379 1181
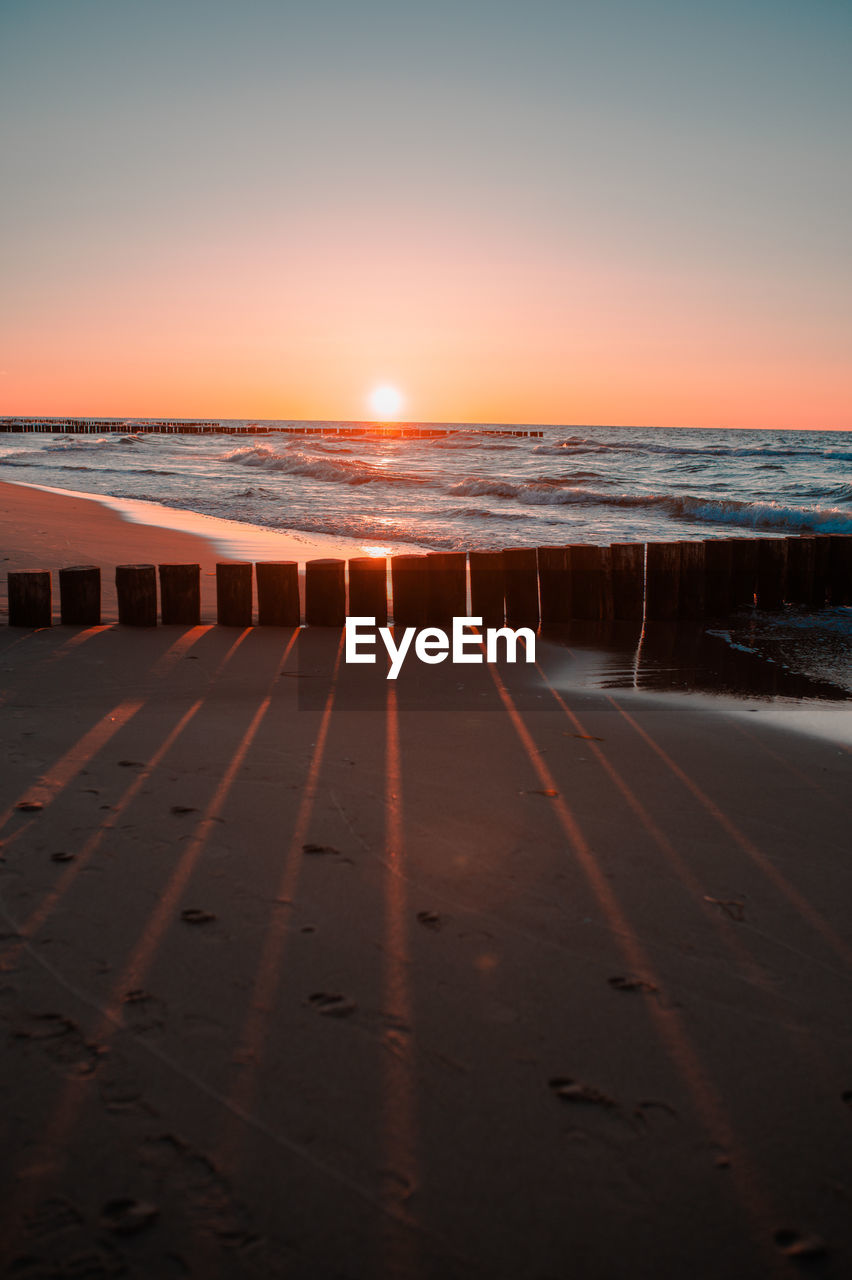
6 535 850 629
0 418 544 439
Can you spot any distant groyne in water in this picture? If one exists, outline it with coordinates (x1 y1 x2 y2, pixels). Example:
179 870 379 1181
0 418 544 439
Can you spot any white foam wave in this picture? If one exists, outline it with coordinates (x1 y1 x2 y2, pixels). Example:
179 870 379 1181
223 443 426 487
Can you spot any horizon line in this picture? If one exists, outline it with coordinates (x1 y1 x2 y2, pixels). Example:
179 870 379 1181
0 414 848 434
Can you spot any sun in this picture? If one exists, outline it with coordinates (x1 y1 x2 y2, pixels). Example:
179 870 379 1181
368 384 404 420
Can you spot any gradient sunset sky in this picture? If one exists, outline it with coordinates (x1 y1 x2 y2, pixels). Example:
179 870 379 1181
2 0 850 429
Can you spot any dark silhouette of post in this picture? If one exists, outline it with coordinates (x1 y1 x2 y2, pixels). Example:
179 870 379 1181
469 551 504 629
785 536 815 606
755 539 787 610
677 541 706 618
503 548 539 629
424 552 466 629
256 561 301 626
645 543 680 620
391 555 428 628
828 534 852 605
537 546 570 626
159 564 201 625
728 539 758 609
116 565 157 626
567 545 613 620
305 558 345 626
704 540 732 616
812 536 830 609
59 565 100 625
8 570 52 627
348 557 388 627
216 562 253 626
610 543 644 621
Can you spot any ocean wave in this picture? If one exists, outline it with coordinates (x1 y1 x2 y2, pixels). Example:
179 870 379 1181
539 436 852 463
449 478 524 499
669 494 852 533
223 443 428 487
260 514 461 550
39 435 143 451
439 505 525 521
448 477 852 532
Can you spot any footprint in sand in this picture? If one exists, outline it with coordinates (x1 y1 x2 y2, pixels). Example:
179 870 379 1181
548 1077 617 1109
14 1011 105 1076
307 991 357 1018
100 1198 159 1235
122 989 166 1032
24 1196 83 1237
180 908 216 925
608 975 658 994
773 1228 826 1259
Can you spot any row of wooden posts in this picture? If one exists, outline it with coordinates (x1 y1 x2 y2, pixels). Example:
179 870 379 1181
5 535 851 630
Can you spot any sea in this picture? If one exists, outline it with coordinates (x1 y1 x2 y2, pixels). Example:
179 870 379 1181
1 421 851 704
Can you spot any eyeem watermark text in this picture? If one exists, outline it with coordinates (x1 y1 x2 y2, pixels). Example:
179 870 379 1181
345 616 535 679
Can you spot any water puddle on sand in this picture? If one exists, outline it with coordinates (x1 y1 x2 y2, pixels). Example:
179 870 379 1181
535 619 852 747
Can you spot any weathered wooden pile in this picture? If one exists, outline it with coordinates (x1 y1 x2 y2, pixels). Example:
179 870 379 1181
5 535 851 629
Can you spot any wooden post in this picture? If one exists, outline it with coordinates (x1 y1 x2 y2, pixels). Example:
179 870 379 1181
391 555 428 628
677 542 706 618
645 543 680 621
567 545 613 621
755 539 787 611
728 538 758 609
537 546 570 626
116 565 157 626
469 551 504 629
256 561 301 626
610 544 644 621
8 570 52 628
828 534 852 605
503 548 540 629
216 562 253 626
305 558 345 626
785 536 815 606
424 552 467 628
704 540 732 616
812 536 830 609
159 564 201 625
59 565 100 625
348 557 388 627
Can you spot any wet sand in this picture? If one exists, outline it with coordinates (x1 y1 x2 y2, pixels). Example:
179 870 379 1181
1 483 851 1279
0 479 418 621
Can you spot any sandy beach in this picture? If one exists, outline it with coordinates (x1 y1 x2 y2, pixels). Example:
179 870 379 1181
1 484 851 1279
0 480 418 623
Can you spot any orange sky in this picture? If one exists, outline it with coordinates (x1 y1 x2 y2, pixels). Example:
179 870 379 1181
2 2 850 430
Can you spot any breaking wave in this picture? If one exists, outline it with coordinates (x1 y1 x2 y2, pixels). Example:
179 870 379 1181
538 435 852 463
449 478 852 533
223 443 428 487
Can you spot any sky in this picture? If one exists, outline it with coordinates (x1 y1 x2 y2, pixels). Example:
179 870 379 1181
1 0 850 429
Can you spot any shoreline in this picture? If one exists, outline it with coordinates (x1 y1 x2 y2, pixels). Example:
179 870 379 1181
3 477 428 562
2 476 850 746
0 478 425 622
